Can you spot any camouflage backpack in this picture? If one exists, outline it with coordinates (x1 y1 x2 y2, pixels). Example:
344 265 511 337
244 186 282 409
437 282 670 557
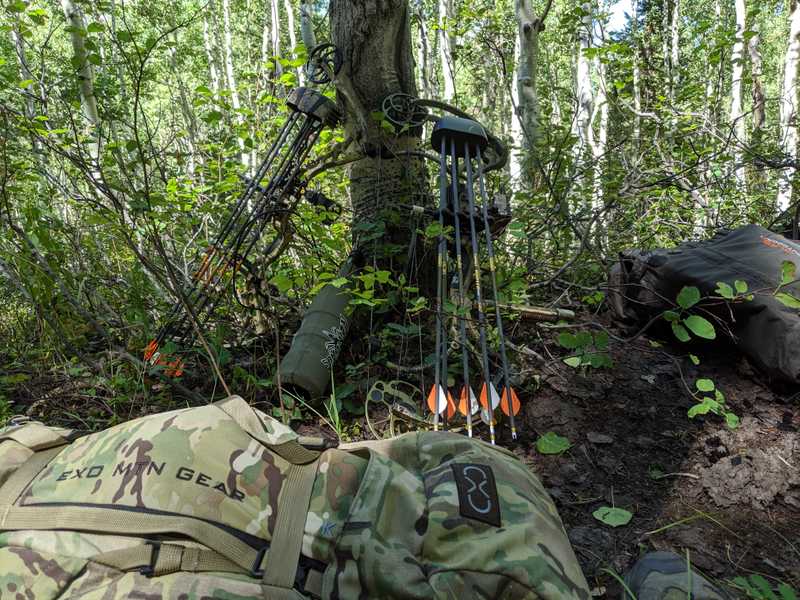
0 395 590 599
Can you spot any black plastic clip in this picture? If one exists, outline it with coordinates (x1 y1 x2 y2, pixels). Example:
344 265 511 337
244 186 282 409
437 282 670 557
249 545 268 578
139 540 161 577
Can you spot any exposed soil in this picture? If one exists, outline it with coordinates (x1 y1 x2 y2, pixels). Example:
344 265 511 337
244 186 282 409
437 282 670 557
509 318 800 597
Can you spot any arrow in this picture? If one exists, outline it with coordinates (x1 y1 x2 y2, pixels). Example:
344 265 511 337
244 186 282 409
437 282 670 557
462 142 496 445
475 146 521 439
447 144 473 439
432 135 449 432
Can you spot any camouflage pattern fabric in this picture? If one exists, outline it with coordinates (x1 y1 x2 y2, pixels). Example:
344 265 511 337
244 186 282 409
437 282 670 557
0 395 590 599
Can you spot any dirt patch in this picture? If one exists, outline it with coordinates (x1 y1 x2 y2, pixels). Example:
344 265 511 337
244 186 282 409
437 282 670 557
512 323 800 596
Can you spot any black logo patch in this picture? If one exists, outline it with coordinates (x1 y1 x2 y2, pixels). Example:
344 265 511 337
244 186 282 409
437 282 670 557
451 463 501 527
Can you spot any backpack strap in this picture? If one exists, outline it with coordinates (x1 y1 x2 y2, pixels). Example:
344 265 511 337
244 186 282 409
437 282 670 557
0 445 66 505
261 461 318 591
92 542 245 576
214 396 322 465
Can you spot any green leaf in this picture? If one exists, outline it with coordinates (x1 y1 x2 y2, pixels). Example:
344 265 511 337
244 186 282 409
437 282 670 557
536 432 571 455
688 399 719 418
715 282 734 299
778 583 798 600
87 22 105 33
749 575 779 600
689 354 700 365
17 79 34 89
563 356 582 368
116 30 132 42
672 322 691 342
592 506 633 527
696 378 715 392
781 261 797 286
684 315 716 339
594 331 609 350
775 292 800 309
735 280 748 294
725 412 740 429
662 310 680 322
677 286 701 309
558 332 578 349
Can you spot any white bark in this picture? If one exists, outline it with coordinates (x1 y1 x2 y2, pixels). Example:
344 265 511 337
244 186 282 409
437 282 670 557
730 0 746 185
415 2 433 98
221 0 246 162
284 0 303 84
300 0 316 49
271 0 282 75
437 0 456 102
670 0 680 95
202 15 221 96
60 0 99 127
509 32 523 185
590 54 608 215
748 19 765 134
514 0 551 168
572 2 592 168
631 0 641 149
777 0 800 212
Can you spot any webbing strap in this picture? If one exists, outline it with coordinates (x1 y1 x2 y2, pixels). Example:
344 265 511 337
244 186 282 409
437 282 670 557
92 543 245 576
0 423 72 451
0 446 65 505
214 396 320 465
0 505 262 573
262 461 318 589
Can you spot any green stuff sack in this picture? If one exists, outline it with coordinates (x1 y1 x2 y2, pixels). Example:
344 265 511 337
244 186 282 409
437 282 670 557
0 396 590 599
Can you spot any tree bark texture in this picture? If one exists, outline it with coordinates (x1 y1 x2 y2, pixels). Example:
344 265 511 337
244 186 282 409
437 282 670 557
730 0 746 185
777 0 800 213
330 0 428 252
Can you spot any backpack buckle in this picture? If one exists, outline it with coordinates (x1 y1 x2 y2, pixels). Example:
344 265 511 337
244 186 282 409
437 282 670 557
249 545 267 578
139 541 161 577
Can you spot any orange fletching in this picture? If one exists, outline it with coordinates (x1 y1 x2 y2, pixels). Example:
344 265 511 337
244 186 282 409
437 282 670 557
501 387 521 416
445 390 456 419
479 382 490 409
143 340 159 362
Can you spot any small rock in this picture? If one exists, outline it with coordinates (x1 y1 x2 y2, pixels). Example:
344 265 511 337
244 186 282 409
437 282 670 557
568 526 613 549
641 375 656 384
587 432 614 445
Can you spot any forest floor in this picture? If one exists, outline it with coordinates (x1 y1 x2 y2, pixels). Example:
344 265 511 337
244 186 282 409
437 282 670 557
512 316 800 597
3 313 799 597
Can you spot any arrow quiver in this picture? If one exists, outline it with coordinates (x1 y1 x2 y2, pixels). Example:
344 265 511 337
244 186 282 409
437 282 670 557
428 116 520 444
144 87 340 374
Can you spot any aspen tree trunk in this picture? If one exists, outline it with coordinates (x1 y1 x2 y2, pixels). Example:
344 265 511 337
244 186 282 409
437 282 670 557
61 0 99 128
415 1 433 98
284 0 303 84
704 0 721 124
300 0 316 49
514 0 550 165
168 32 200 176
509 33 523 185
730 0 746 185
631 0 641 150
748 20 765 136
271 0 282 75
202 16 222 96
777 0 800 213
221 0 246 164
572 1 593 188
670 0 680 95
591 54 608 216
437 0 456 102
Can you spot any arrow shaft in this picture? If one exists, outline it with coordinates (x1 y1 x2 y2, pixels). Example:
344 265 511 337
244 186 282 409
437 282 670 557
433 136 449 430
448 139 473 437
463 144 495 445
475 147 517 438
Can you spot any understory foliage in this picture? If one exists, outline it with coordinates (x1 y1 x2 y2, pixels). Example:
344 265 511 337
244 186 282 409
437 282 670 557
0 0 798 421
